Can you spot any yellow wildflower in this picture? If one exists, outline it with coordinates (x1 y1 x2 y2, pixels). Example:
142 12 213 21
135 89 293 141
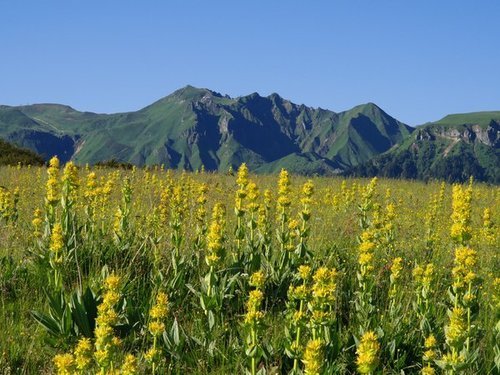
121 354 138 375
53 353 75 375
356 331 380 374
74 337 93 370
249 271 265 289
302 339 323 375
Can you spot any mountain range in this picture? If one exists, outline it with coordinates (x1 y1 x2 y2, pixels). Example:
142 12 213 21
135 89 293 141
0 85 498 182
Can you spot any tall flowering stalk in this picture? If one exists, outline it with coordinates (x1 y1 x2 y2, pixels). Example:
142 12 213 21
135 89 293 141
355 229 377 334
48 223 64 289
422 334 438 375
302 338 323 375
94 274 122 373
287 265 311 372
146 292 169 374
169 184 187 273
413 263 435 333
356 331 380 375
45 156 60 229
295 180 314 264
276 169 292 274
83 171 99 235
423 186 446 259
491 278 500 372
205 203 226 298
358 177 378 230
194 183 208 253
245 181 261 273
440 183 480 373
308 267 338 341
61 161 79 233
234 163 249 262
113 177 132 243
244 271 266 375
384 257 406 363
258 189 273 261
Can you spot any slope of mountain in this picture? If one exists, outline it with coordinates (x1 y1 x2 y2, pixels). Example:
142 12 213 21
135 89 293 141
0 86 413 175
349 112 500 183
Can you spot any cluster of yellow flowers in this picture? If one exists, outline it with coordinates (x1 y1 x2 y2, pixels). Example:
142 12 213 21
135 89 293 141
149 292 169 336
73 337 93 372
423 334 437 360
94 274 122 370
450 184 472 245
445 307 467 348
245 271 265 326
452 246 477 294
358 230 376 277
356 330 380 374
389 257 403 299
195 183 208 224
205 203 226 267
62 161 79 201
310 267 338 326
32 207 43 237
246 181 260 214
235 163 249 214
53 352 75 375
146 292 169 365
413 263 434 291
302 338 323 375
277 169 291 213
49 223 64 264
46 156 60 206
479 207 496 245
0 186 18 222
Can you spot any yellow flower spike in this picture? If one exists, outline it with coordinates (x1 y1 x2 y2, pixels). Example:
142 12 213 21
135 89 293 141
277 169 291 209
249 271 265 289
121 353 138 375
424 334 437 348
150 292 169 320
206 203 226 266
73 337 93 370
450 184 473 245
302 339 323 375
421 364 436 375
105 274 121 291
53 353 75 375
356 331 380 374
298 265 312 280
49 223 64 256
391 257 403 280
149 321 165 336
445 307 467 347
236 163 249 187
46 156 60 206
32 208 43 237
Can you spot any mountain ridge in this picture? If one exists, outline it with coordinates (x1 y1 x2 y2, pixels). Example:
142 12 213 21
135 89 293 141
0 86 413 171
0 85 498 182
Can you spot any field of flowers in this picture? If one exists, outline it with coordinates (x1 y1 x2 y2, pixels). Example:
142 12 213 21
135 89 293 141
0 158 498 374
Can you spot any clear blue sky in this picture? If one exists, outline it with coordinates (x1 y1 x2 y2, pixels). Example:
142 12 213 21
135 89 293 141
1 1 499 125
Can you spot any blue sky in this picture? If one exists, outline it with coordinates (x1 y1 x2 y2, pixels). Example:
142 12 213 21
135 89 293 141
1 1 499 125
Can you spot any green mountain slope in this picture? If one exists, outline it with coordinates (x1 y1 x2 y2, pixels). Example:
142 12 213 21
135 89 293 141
0 86 413 174
349 112 500 183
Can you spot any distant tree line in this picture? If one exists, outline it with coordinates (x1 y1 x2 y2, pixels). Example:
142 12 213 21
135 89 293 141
347 143 499 184
0 139 44 166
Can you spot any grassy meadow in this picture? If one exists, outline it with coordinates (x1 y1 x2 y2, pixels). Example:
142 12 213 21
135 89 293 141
0 159 498 374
